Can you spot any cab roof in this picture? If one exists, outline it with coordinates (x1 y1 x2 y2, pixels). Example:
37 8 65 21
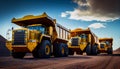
99 38 113 43
12 12 56 27
71 28 91 34
99 38 113 41
70 28 98 39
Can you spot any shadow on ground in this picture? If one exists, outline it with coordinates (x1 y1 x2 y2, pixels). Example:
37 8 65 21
22 55 92 60
98 53 120 56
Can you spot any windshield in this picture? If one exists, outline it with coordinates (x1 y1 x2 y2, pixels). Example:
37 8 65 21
105 41 110 45
79 34 87 39
27 25 45 34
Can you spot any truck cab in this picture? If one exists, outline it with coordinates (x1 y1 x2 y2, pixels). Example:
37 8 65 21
68 28 99 55
98 38 113 54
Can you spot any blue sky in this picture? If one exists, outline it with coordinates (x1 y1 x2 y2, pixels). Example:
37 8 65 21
0 0 120 50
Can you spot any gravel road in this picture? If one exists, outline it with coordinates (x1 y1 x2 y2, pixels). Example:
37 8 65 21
0 53 120 69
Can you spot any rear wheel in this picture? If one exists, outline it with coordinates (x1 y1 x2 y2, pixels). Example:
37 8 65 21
53 43 67 57
32 40 51 58
12 51 26 59
63 44 69 57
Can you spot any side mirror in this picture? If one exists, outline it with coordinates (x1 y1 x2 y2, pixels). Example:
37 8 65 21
6 27 14 41
12 27 14 30
6 29 11 41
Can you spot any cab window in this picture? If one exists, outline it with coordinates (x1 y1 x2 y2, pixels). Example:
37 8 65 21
27 25 45 34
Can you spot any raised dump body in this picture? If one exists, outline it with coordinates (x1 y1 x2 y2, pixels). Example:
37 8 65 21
6 12 70 58
98 38 113 54
69 28 99 55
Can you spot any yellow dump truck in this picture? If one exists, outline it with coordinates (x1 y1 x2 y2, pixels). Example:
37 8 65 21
98 38 113 54
68 28 99 55
6 12 70 58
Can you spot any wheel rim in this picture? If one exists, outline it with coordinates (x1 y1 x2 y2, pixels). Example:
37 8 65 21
45 45 50 55
62 47 65 55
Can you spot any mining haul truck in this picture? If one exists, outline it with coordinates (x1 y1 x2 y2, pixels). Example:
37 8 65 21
68 28 99 55
6 12 70 58
98 38 113 54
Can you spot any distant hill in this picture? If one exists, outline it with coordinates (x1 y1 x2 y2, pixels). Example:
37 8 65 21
0 35 10 57
114 47 120 52
113 47 120 55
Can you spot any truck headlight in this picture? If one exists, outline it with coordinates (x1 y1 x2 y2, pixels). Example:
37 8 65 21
29 40 36 42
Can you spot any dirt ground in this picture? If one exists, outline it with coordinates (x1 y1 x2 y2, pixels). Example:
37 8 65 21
0 52 120 69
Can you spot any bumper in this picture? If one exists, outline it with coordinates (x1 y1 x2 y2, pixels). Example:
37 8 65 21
68 44 87 51
68 46 82 51
98 48 107 53
6 41 37 52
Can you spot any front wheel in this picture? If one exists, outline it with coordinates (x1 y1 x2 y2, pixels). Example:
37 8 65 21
32 40 51 58
86 44 91 55
53 43 68 57
92 45 98 55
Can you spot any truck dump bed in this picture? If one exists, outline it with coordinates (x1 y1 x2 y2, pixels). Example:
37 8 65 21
12 12 55 27
12 12 70 42
55 23 70 40
70 28 99 45
99 38 113 45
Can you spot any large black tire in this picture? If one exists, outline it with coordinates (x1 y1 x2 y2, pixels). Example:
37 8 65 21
12 52 26 59
97 50 100 54
32 46 39 58
68 49 74 55
86 44 91 55
53 43 66 57
63 44 69 57
32 40 51 58
107 48 113 54
92 45 98 55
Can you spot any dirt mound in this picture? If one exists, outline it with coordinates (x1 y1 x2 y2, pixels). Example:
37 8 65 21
114 47 120 54
114 48 120 52
0 35 10 57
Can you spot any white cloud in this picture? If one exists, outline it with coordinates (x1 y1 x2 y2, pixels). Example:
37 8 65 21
61 12 68 17
63 9 119 21
78 26 85 29
61 0 120 22
88 23 106 29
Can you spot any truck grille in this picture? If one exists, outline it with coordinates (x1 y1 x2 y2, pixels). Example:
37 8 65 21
13 30 26 45
100 44 104 48
71 38 79 46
